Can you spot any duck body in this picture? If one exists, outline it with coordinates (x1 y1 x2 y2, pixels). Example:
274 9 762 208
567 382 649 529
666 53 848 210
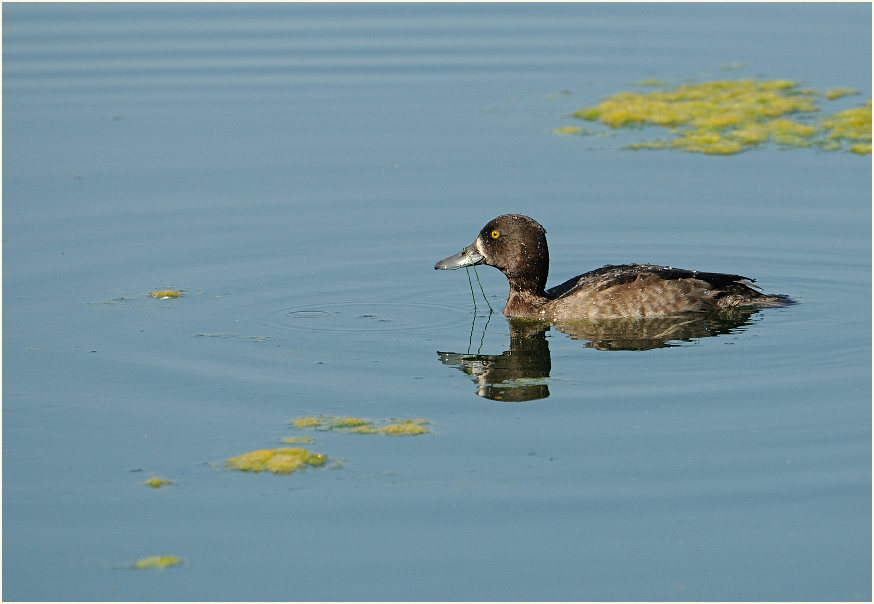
435 214 793 320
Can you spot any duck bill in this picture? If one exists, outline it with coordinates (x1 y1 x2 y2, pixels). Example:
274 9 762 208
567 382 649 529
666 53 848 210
434 244 484 270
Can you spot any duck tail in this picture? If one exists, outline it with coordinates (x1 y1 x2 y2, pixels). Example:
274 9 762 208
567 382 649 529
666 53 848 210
749 293 796 308
717 281 796 308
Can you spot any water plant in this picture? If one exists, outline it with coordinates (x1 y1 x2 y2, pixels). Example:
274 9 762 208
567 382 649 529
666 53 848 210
291 416 430 436
281 435 316 444
226 447 327 475
133 555 182 570
150 290 182 299
466 261 493 314
143 477 174 489
559 79 871 155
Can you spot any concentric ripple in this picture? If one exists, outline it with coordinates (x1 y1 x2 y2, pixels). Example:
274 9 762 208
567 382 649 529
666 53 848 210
259 300 468 335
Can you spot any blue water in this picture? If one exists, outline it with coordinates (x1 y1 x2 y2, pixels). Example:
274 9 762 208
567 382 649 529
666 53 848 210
3 3 871 601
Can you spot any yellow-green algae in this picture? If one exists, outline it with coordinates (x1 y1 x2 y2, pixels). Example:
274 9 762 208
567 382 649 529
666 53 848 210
133 555 182 570
637 78 668 87
281 435 316 444
327 416 369 429
378 420 430 436
291 415 430 436
825 87 859 100
143 477 174 489
820 101 872 155
563 79 871 155
226 447 327 475
150 290 182 299
552 125 582 136
291 416 322 428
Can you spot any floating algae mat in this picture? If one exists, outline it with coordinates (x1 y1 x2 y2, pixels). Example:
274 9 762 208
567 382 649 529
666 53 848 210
132 555 182 570
557 79 871 155
226 447 327 475
228 418 429 477
142 477 174 489
281 435 316 444
150 290 182 299
291 416 430 436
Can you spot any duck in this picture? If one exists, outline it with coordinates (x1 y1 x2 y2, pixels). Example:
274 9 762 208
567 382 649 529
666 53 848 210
435 214 793 320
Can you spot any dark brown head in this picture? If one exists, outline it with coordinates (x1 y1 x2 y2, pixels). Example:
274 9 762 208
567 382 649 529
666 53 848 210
435 214 549 295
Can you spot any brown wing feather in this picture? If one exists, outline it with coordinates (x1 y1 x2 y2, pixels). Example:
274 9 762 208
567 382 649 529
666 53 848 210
547 263 791 312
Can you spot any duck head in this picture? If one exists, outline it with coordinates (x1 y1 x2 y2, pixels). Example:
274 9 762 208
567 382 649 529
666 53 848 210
435 214 549 296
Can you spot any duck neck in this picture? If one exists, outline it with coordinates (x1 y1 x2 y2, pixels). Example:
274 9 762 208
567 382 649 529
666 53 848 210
506 245 549 297
504 286 550 318
508 275 547 297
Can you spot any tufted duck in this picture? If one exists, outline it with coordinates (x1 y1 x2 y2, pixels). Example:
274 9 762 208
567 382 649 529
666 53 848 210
435 214 793 319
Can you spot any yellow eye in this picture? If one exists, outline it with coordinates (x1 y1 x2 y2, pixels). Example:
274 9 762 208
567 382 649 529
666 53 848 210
490 230 500 239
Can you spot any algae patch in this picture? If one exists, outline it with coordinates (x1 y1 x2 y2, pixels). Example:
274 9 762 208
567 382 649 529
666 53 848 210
150 290 183 299
143 477 174 489
378 420 430 436
820 101 873 155
226 447 327 475
281 435 316 445
133 555 182 570
561 79 871 155
291 415 430 436
825 87 859 100
551 125 583 136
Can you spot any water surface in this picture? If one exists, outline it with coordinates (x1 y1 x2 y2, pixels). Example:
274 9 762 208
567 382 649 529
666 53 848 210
3 3 871 601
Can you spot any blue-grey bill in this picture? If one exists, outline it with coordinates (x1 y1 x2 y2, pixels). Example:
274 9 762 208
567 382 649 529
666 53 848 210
434 244 483 270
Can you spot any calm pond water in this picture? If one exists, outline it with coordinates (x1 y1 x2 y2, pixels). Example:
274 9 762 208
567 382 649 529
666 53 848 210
3 3 871 601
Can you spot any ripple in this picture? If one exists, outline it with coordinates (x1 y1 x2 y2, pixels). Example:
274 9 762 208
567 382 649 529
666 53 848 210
260 300 468 335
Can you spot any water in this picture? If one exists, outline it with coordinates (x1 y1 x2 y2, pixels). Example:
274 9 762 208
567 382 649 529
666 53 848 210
3 3 871 601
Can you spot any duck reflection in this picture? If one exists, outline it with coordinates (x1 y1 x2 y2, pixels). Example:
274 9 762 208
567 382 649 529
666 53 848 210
438 309 761 401
438 317 552 402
